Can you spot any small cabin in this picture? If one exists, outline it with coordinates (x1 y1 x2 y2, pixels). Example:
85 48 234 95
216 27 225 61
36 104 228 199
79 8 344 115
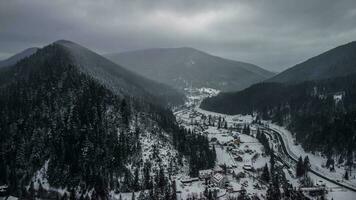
212 173 226 188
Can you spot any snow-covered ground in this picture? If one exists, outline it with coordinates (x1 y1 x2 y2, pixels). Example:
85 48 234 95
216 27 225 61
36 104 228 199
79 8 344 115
267 123 356 199
175 87 356 200
174 88 269 199
27 116 189 200
269 123 356 190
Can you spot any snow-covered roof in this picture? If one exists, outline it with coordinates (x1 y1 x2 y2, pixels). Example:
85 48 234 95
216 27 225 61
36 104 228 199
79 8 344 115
250 126 257 131
212 173 224 182
199 169 213 175
243 164 252 170
0 185 8 189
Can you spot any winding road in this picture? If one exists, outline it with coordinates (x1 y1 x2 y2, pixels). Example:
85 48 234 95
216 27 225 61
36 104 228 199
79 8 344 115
261 125 356 192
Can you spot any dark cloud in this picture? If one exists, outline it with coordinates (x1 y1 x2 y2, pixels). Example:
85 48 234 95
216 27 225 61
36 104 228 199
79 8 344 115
1 0 356 71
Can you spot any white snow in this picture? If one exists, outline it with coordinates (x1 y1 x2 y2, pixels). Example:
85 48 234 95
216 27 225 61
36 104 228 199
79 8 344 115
173 88 270 199
176 87 356 199
267 123 356 199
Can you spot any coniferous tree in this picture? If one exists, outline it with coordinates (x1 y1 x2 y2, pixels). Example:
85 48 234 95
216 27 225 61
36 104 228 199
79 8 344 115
131 191 135 200
303 156 310 176
344 171 349 180
261 163 270 183
296 156 304 178
133 167 140 191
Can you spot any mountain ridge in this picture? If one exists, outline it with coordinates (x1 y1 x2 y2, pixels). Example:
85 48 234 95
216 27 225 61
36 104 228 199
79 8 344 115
0 40 213 198
105 47 275 92
0 47 39 68
267 41 356 83
56 40 185 106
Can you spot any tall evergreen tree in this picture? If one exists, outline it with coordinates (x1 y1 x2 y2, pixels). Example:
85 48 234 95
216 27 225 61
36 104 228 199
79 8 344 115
261 163 270 183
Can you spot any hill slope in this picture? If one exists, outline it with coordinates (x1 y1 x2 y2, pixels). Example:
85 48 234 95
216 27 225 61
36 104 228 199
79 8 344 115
201 41 356 156
0 47 39 68
56 40 184 106
201 74 356 154
105 47 275 91
268 41 356 83
0 41 214 199
0 41 204 198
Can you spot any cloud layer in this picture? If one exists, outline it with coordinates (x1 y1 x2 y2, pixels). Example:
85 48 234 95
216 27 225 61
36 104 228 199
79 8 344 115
1 0 356 71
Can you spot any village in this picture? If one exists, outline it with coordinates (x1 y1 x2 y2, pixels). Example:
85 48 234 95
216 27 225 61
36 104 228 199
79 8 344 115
173 88 272 199
172 88 356 200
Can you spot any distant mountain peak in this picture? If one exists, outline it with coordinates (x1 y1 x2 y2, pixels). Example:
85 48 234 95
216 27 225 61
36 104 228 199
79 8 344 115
54 39 76 45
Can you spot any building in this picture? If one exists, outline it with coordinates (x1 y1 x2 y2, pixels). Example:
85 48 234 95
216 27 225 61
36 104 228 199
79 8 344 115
199 169 213 180
250 126 258 136
243 164 253 171
0 185 8 196
214 165 224 173
212 173 226 188
234 155 243 162
181 177 199 184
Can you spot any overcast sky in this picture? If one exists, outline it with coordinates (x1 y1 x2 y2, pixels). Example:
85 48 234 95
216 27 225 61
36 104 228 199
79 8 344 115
1 0 356 72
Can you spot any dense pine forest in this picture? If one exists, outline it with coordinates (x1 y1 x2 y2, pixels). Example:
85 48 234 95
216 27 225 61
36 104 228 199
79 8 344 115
172 128 216 177
201 74 356 156
0 43 215 199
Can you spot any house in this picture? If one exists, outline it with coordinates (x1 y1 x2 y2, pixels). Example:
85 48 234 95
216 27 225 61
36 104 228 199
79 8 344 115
234 156 243 162
199 169 213 180
332 91 345 103
233 138 241 145
0 185 8 196
181 177 199 184
214 165 224 173
243 164 253 171
250 126 258 136
211 173 226 188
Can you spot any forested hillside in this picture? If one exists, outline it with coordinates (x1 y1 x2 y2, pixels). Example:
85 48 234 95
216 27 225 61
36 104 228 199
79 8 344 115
56 40 185 107
201 74 356 156
268 41 356 83
0 42 214 199
0 47 38 68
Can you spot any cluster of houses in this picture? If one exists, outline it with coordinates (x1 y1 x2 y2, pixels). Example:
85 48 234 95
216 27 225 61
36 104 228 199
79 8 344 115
197 166 249 191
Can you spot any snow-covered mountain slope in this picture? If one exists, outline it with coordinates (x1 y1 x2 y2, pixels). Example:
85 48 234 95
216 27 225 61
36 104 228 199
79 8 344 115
0 47 39 68
0 40 187 199
105 47 275 92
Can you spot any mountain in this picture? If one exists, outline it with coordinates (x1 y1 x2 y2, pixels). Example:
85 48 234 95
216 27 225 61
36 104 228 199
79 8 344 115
0 41 184 106
0 47 39 68
0 40 214 198
58 40 185 106
105 47 275 92
268 41 356 83
201 74 356 154
201 41 356 156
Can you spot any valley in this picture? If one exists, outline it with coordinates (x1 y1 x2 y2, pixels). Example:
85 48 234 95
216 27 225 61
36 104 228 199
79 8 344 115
1 40 355 200
172 87 356 200
1 1 356 200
